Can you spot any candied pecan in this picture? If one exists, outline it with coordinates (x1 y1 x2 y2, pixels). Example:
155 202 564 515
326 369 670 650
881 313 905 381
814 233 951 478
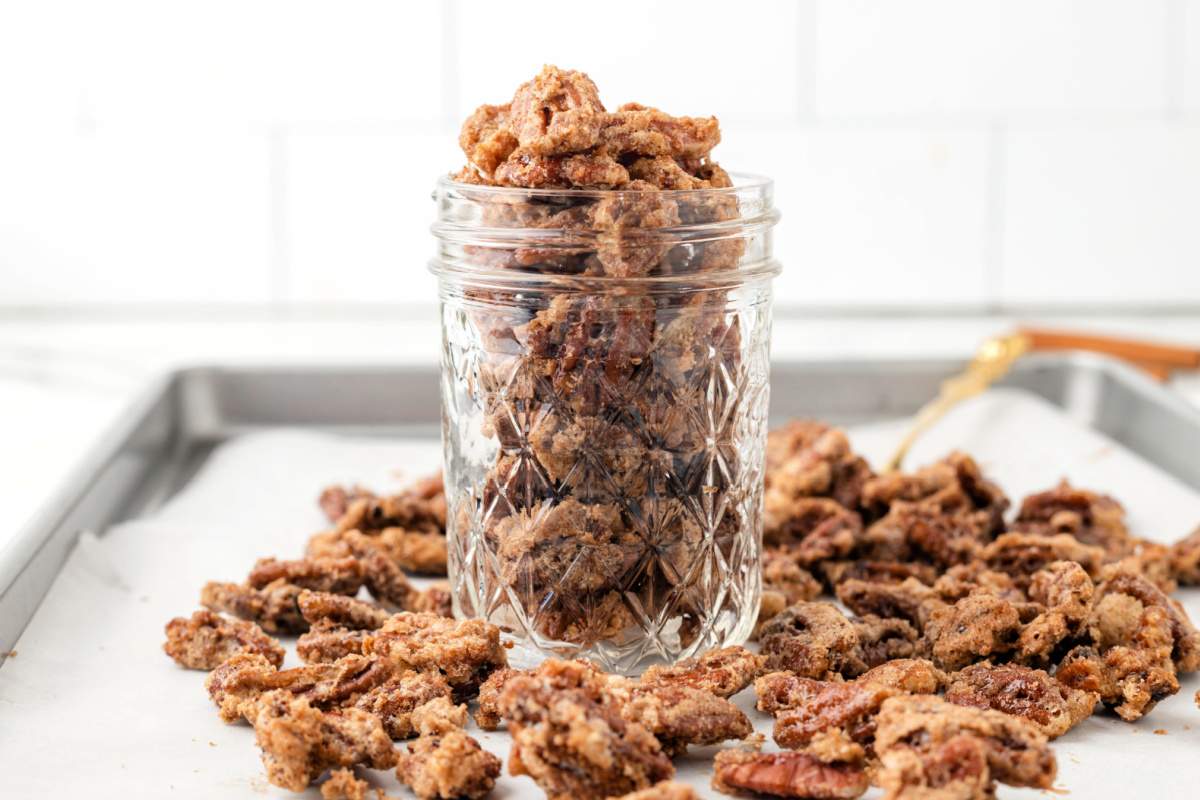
309 527 448 578
754 672 896 749
923 592 1021 671
499 674 673 800
319 485 376 523
492 497 643 601
851 615 921 668
459 103 518 178
297 626 373 665
764 421 873 512
248 689 397 792
758 602 866 679
765 499 864 566
334 494 444 537
300 590 392 631
612 782 699 800
590 181 681 277
1016 479 1130 553
1016 560 1094 664
860 452 1008 535
821 560 937 589
475 667 526 730
874 695 1056 792
295 592 390 663
836 578 943 632
163 609 284 670
945 662 1096 738
409 696 468 737
207 652 391 721
1056 643 1174 722
507 66 606 156
625 156 711 190
858 659 947 695
200 579 307 634
248 556 366 594
363 612 508 695
396 729 501 800
1171 526 1200 585
354 670 455 739
980 531 1104 588
862 502 991 567
876 732 993 800
762 548 824 604
600 103 720 160
1054 566 1196 720
640 645 766 698
1093 566 1200 672
494 147 630 189
320 768 381 800
712 749 868 799
624 684 753 757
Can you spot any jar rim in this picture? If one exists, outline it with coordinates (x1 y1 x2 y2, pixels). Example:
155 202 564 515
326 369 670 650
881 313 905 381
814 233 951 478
434 170 773 199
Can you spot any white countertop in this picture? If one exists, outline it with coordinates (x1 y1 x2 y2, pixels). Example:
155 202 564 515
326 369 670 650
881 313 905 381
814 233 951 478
3 312 1200 552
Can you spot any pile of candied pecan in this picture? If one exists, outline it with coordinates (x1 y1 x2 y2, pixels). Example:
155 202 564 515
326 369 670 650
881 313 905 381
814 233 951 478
162 416 1200 799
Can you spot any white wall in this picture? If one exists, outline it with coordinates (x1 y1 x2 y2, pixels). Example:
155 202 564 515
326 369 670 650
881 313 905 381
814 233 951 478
1 0 1197 314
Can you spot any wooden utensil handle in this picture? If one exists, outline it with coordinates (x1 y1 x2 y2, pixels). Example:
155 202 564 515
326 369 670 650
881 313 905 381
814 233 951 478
1018 327 1200 369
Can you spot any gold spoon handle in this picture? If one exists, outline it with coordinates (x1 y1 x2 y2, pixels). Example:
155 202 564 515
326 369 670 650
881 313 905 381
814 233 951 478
884 333 1032 473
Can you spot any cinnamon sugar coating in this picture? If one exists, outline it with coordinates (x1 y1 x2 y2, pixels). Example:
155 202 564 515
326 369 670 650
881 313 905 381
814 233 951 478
624 683 753 757
640 645 766 698
945 662 1096 738
858 659 947 695
363 612 508 694
248 689 397 791
923 592 1022 671
320 768 382 800
1170 526 1200 585
712 749 868 799
860 452 1008 534
758 602 865 679
200 579 308 634
498 666 674 800
204 651 454 739
248 556 366 594
396 729 501 800
873 695 1056 795
409 696 469 737
1016 480 1130 552
163 609 284 670
612 781 700 800
754 672 898 750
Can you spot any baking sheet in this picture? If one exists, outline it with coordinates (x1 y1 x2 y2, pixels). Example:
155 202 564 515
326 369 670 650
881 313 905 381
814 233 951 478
1 387 1197 798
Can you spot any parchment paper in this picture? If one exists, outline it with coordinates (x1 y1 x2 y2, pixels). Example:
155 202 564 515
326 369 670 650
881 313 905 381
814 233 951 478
1 388 1197 798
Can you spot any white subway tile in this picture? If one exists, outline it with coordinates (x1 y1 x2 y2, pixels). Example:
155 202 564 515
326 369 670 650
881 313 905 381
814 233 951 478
284 132 459 304
454 0 808 122
1001 123 1200 305
816 0 1169 115
77 1 443 126
717 124 992 307
0 129 273 305
1184 0 1200 112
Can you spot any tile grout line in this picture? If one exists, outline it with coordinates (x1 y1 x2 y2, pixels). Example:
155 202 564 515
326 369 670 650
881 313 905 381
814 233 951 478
982 121 1007 312
1166 0 1185 120
799 0 819 123
441 0 459 130
268 125 290 306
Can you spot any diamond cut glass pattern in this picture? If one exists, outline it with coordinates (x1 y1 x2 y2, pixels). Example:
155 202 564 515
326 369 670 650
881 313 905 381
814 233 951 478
431 175 779 673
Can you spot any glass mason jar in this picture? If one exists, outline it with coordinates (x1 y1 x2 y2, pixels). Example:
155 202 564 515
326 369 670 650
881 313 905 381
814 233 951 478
430 174 780 673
